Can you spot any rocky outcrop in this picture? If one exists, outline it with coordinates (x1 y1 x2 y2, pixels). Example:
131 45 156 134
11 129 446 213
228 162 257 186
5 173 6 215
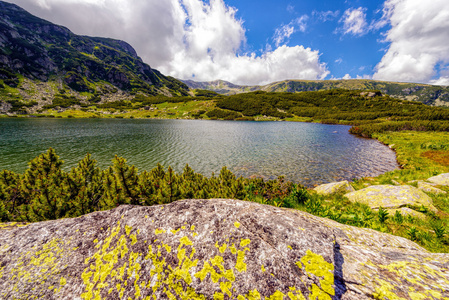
427 173 449 186
313 181 355 196
1 199 448 299
344 185 438 213
0 101 12 113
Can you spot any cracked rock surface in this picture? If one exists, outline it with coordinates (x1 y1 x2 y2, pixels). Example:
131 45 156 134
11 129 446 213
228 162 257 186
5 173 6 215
0 199 448 299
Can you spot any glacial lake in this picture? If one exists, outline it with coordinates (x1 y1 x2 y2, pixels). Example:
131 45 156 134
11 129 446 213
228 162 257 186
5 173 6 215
0 118 398 186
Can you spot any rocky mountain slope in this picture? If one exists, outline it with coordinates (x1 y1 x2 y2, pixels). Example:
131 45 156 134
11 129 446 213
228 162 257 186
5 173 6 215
0 1 189 111
182 79 449 106
1 199 447 299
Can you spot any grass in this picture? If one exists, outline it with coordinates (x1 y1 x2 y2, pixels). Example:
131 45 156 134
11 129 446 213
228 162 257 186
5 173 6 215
331 131 449 252
22 100 217 120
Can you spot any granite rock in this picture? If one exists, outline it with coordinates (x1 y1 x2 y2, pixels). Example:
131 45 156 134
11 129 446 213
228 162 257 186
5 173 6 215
313 181 355 196
345 185 438 213
0 199 448 299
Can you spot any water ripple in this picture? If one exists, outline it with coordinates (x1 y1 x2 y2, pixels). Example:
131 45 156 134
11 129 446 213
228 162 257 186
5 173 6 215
0 119 399 187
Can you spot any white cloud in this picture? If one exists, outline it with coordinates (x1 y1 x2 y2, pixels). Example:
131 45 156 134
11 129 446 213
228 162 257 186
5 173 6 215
356 74 373 80
373 0 449 84
335 58 343 64
168 45 329 85
429 67 449 86
7 0 329 85
273 25 295 47
273 16 308 47
342 74 352 80
430 77 449 86
313 10 340 22
339 7 369 36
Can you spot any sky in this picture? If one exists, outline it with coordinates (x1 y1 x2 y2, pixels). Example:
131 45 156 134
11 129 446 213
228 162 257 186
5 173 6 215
6 0 449 86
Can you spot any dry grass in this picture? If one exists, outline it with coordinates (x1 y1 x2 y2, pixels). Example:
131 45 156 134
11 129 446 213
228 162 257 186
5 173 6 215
422 150 449 167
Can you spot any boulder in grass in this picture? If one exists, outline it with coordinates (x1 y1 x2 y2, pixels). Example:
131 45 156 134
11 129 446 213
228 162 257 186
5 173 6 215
427 173 449 187
418 181 447 195
0 199 448 299
344 185 438 213
313 181 355 196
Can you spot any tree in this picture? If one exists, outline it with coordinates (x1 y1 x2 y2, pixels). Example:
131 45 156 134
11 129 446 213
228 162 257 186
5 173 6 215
66 154 104 216
20 148 70 221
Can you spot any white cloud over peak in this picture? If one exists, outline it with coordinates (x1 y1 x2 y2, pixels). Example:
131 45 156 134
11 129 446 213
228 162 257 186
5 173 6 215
373 0 449 85
339 7 369 36
9 0 329 85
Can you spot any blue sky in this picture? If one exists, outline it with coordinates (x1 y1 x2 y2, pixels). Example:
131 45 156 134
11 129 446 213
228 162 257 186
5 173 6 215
226 0 388 80
8 0 449 86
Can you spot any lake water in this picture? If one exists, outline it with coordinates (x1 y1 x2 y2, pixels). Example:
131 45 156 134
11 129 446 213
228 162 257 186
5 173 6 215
0 118 398 186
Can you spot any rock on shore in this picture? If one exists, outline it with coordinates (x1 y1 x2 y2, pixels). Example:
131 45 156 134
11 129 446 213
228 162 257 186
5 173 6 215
0 199 448 299
344 185 438 214
313 181 355 196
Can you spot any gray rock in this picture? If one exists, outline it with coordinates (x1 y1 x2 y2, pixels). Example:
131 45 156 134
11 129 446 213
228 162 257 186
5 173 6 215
418 181 447 195
0 199 448 299
313 181 355 196
345 185 438 213
427 173 449 186
0 102 12 113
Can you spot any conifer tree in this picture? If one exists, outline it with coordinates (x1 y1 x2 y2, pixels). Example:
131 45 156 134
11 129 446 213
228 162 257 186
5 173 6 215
0 170 23 221
67 154 104 216
161 166 181 203
20 148 70 221
103 156 140 207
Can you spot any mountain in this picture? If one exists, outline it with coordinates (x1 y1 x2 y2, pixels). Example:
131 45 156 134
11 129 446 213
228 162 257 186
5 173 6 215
0 1 189 109
182 79 449 107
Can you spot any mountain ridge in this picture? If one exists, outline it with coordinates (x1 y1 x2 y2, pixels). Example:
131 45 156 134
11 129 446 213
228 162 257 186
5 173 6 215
182 78 449 106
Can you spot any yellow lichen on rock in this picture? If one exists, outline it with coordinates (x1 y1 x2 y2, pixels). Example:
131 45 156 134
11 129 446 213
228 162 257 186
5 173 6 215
345 185 438 213
2 199 448 299
313 181 355 196
369 260 449 299
299 250 335 299
6 237 69 299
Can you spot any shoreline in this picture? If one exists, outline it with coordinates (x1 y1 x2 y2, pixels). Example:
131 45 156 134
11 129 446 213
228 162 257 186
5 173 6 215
0 114 401 187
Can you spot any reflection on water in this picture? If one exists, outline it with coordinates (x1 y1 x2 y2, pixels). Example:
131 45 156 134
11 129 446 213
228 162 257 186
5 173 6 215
0 118 398 186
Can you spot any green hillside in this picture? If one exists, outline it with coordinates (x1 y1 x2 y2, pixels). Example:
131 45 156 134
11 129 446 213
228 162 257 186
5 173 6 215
182 79 449 107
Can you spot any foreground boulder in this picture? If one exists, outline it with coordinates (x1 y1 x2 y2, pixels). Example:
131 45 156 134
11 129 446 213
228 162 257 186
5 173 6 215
313 181 355 196
345 185 438 213
0 199 448 299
